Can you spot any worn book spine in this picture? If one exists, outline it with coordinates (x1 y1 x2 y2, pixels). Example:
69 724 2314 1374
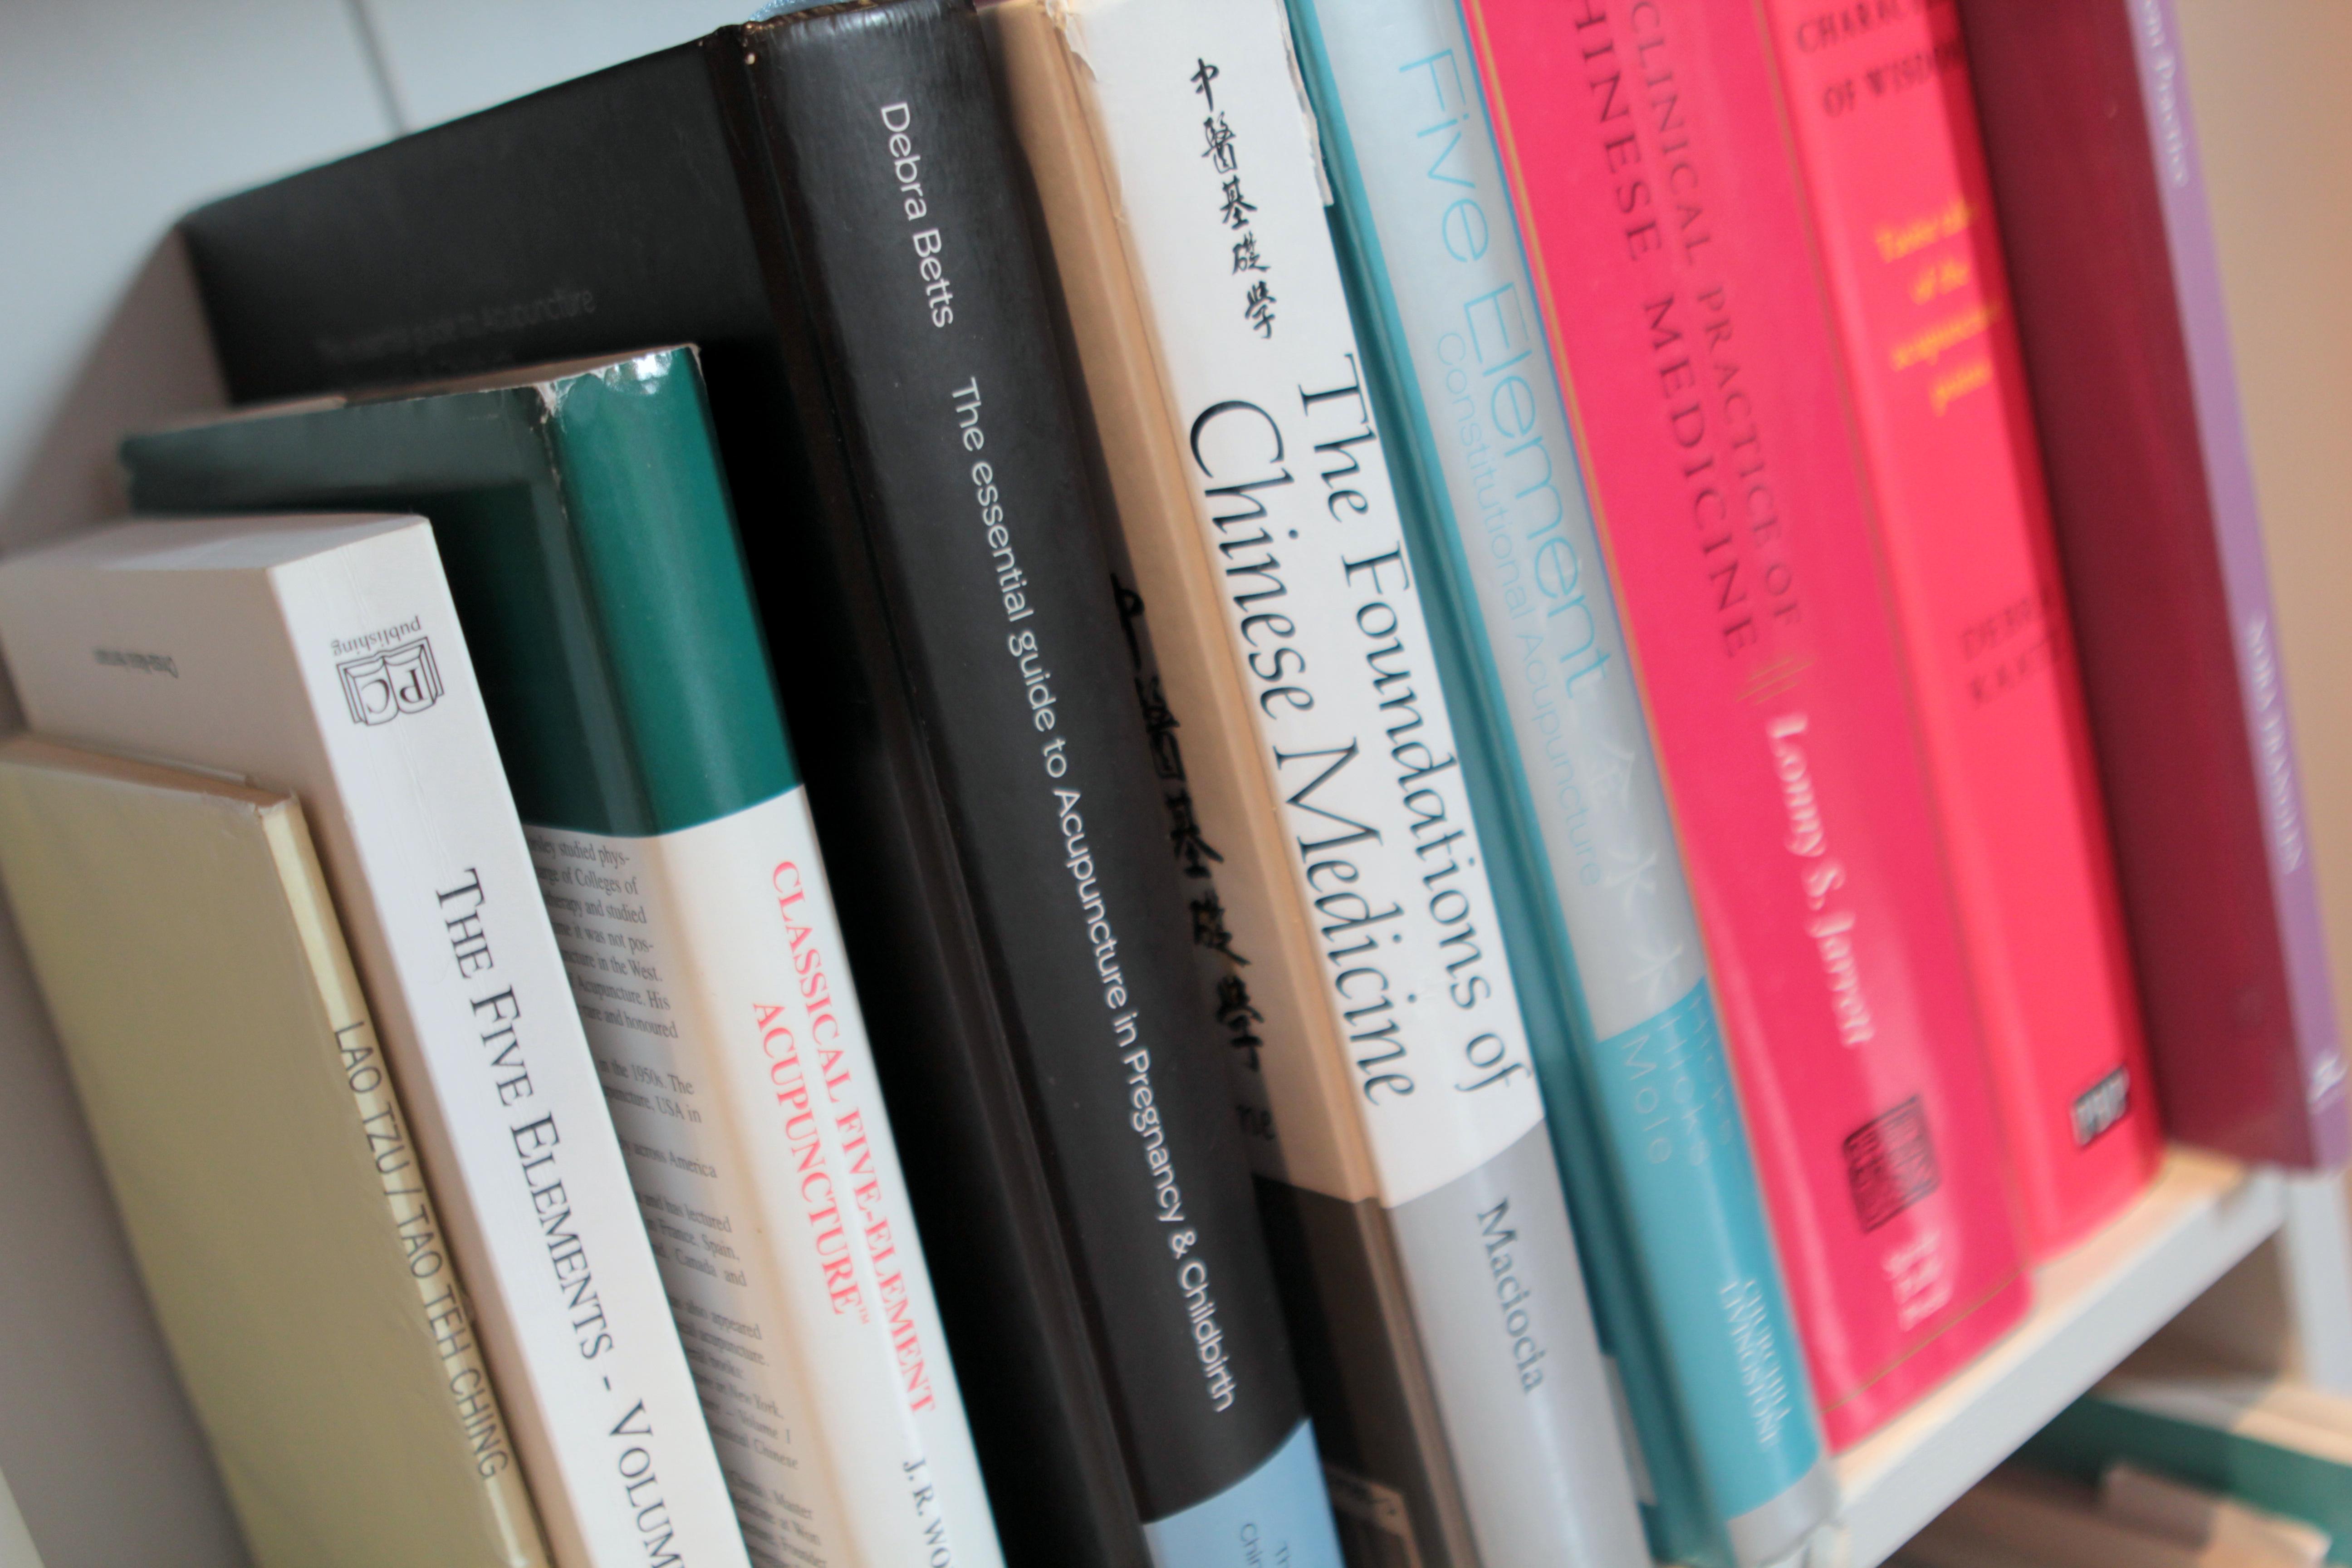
1752 0 2161 1260
1053 1 1648 1562
0 519 748 1568
1462 0 2030 1446
120 349 1001 1568
982 10 1480 1566
1956 0 2349 1169
1285 0 1833 1560
720 5 1343 1562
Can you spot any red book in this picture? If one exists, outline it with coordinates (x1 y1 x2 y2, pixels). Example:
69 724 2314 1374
1757 0 2163 1254
1955 0 2349 1170
1463 0 2030 1445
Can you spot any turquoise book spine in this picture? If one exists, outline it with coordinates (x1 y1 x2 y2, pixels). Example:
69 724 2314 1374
1284 3 1835 1563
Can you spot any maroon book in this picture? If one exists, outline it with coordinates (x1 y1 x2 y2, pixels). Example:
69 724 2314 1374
1958 0 2348 1168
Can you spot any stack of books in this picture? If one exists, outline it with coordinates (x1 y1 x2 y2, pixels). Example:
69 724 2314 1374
0 2 2340 1567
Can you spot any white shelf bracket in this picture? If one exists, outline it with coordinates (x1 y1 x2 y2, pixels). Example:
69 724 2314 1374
2276 1170 2352 1392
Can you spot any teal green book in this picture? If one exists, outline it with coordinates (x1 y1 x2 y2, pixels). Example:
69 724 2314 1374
1282 3 1836 1564
2022 1367 2352 1559
122 350 1004 1568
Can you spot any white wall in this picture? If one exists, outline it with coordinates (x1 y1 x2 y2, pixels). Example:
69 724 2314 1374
0 0 755 526
0 10 385 1560
0 0 386 530
362 0 751 132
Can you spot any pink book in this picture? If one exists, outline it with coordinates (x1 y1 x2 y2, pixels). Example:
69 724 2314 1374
1758 0 2163 1255
1463 0 2030 1445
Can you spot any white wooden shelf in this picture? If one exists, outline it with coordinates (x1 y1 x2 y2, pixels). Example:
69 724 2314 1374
1801 1150 2288 1568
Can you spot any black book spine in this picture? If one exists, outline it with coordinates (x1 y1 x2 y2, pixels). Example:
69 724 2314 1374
722 0 1306 1524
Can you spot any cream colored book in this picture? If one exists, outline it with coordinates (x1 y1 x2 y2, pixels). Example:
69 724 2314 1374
0 735 549 1568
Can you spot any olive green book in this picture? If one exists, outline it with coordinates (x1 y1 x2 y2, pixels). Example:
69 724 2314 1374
0 735 549 1568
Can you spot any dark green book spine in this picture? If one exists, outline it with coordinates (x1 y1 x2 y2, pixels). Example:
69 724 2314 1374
125 356 794 835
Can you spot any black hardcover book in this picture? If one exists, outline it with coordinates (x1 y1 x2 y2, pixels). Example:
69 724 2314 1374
179 5 1343 1564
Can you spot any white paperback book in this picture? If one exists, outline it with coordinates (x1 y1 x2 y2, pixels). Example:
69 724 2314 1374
1050 2 1649 1563
0 516 750 1568
525 793 997 1568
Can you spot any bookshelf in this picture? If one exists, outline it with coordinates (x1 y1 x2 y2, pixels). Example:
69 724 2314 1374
0 5 2348 1568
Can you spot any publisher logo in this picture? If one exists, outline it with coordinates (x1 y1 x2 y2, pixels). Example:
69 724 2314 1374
2071 1067 2132 1148
1842 1096 1940 1233
339 639 443 725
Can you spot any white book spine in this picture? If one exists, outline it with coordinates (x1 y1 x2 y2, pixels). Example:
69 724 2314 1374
271 533 753 1568
526 790 1001 1568
1055 5 1649 1563
0 519 750 1568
